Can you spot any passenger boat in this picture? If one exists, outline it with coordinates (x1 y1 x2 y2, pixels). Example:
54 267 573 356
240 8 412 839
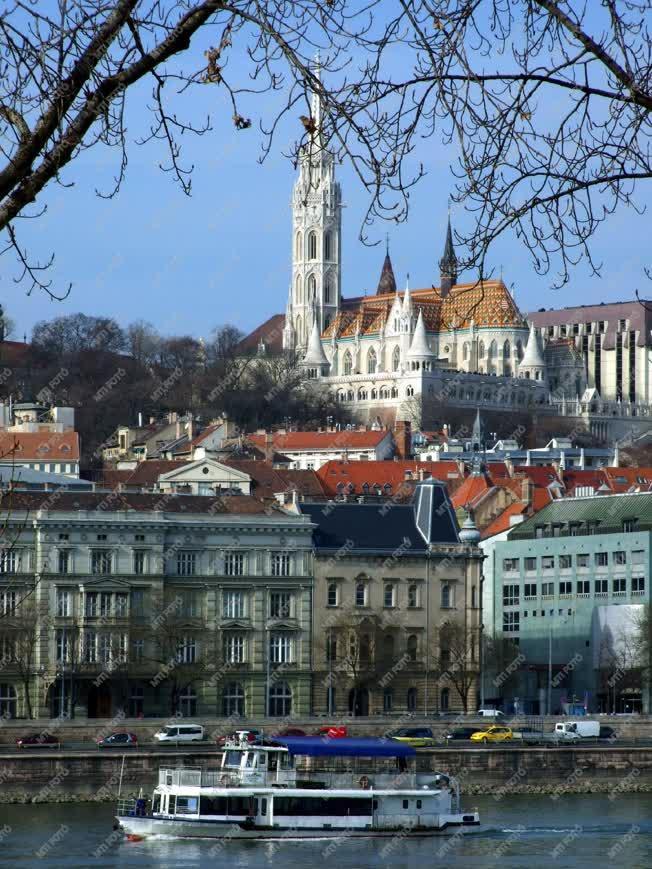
115 735 481 840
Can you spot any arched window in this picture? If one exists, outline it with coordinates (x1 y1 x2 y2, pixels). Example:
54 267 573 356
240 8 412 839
408 584 418 608
357 389 367 401
295 315 303 345
222 682 245 716
407 634 418 662
516 340 523 360
324 278 332 304
327 685 336 714
179 686 197 717
295 231 302 260
503 339 511 358
463 342 470 361
406 385 414 397
383 687 393 713
407 686 418 712
268 682 292 717
308 274 317 301
343 350 353 376
308 231 317 260
440 687 450 712
367 347 377 374
370 388 377 400
479 340 485 358
383 633 394 660
362 482 370 495
295 274 302 304
0 683 16 718
324 232 332 260
392 346 400 371
489 339 497 358
391 386 398 398
355 582 367 607
441 583 451 608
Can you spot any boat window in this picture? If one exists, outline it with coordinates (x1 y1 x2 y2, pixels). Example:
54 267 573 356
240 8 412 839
245 753 255 768
372 799 378 810
268 754 278 772
403 800 409 809
261 798 267 815
227 797 251 816
224 750 242 768
416 800 422 809
258 754 266 766
200 796 228 814
169 795 176 814
153 794 161 813
273 797 373 816
175 796 198 815
280 754 294 769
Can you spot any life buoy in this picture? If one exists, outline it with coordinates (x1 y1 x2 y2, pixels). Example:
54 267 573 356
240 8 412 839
359 775 371 790
220 775 231 786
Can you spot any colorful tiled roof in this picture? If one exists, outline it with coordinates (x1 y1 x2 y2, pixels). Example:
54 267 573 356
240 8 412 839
316 459 462 497
322 280 526 340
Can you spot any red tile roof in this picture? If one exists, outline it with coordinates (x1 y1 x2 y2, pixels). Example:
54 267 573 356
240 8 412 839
316 459 462 497
0 490 278 515
247 430 392 453
451 472 492 509
512 465 562 488
0 431 80 464
94 460 188 488
235 314 286 356
226 460 325 500
600 466 652 493
481 503 528 539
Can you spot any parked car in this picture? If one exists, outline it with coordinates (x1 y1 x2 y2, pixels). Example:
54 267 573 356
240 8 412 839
388 727 437 747
599 726 617 740
315 725 347 739
16 733 59 749
215 728 263 747
97 732 138 747
476 708 505 718
271 727 307 738
470 726 513 743
445 727 479 741
154 724 204 743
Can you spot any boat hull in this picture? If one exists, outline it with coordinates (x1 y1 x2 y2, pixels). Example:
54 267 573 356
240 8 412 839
116 814 482 840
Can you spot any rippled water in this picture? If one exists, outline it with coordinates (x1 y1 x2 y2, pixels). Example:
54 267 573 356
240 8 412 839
0 795 651 868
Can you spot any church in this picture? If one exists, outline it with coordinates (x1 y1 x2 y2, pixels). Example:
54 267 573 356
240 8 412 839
239 77 652 436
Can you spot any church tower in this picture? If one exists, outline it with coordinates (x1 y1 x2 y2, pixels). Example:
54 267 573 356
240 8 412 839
283 58 342 352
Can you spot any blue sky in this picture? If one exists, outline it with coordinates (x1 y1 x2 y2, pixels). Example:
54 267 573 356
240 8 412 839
3 9 652 342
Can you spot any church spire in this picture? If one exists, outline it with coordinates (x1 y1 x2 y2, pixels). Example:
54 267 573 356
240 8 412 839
376 242 397 295
310 51 322 146
439 215 458 297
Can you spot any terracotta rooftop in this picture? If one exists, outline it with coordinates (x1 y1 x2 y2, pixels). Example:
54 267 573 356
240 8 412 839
226 460 325 500
0 490 279 515
235 314 286 356
316 459 462 498
247 430 392 453
0 431 80 463
481 503 528 539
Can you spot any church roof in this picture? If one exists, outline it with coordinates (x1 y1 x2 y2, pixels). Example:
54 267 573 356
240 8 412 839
376 253 397 295
322 280 526 340
235 313 286 355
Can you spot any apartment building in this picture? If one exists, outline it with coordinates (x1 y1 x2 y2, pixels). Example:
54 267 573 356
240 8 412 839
0 491 314 719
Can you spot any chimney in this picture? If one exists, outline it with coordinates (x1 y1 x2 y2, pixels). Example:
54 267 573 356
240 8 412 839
265 431 274 463
394 419 412 460
176 419 182 439
456 459 465 476
418 468 426 481
186 413 194 441
521 477 533 506
504 458 514 477
138 411 143 428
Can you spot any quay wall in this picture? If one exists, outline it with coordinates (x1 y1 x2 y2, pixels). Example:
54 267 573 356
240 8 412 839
1 745 651 802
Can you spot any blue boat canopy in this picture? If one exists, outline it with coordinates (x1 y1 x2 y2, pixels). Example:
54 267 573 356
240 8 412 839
272 737 416 758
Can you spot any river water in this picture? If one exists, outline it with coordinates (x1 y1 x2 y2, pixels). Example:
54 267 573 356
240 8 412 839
0 795 650 868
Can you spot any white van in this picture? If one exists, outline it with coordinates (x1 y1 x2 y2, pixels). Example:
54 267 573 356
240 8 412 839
477 708 504 718
154 724 204 743
555 720 599 739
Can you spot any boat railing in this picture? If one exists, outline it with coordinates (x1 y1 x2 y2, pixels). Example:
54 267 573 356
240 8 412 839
117 797 138 816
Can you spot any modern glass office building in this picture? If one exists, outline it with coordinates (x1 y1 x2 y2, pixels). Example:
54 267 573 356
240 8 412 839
487 493 652 713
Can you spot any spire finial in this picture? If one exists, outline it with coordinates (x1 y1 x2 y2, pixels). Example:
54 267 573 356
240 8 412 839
385 232 389 255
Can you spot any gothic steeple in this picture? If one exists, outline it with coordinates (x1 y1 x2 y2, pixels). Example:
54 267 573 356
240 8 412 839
376 241 397 295
439 216 458 297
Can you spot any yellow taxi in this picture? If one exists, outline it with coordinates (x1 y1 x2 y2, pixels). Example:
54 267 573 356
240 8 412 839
469 725 513 743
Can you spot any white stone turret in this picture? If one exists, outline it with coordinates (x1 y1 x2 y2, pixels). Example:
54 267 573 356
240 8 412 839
283 55 342 352
302 314 330 376
518 321 547 382
407 310 436 371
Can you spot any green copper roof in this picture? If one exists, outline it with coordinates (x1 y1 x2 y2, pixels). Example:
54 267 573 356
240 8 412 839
509 493 652 539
